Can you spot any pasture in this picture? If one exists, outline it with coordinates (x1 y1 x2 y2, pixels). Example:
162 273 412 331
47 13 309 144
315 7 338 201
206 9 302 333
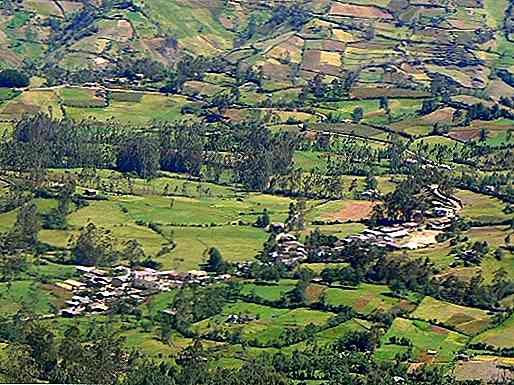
411 297 493 336
472 313 514 349
324 283 415 315
456 190 511 224
377 318 469 363
193 301 335 346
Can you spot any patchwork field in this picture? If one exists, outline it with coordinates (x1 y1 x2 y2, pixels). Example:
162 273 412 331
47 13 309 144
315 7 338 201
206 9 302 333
376 318 469 363
472 313 514 349
456 190 511 224
324 283 416 315
411 297 493 336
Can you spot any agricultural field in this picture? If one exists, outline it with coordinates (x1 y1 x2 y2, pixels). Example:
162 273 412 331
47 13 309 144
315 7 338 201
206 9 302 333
324 283 416 315
376 318 469 363
411 297 493 336
472 313 514 349
1 0 514 383
455 190 511 224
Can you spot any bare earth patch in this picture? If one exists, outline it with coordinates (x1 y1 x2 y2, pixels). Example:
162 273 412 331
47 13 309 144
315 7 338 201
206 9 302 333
323 201 376 222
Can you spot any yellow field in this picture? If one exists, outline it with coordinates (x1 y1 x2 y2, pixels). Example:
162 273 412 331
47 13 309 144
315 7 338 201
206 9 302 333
332 29 359 43
320 51 342 66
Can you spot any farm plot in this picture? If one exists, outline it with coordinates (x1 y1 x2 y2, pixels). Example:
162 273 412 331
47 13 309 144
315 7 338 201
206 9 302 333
193 302 335 346
0 90 63 120
65 94 189 124
59 87 106 107
472 313 514 349
411 297 493 335
324 283 415 315
117 192 292 227
0 280 60 316
160 225 268 271
455 190 511 224
312 122 391 141
240 280 298 302
329 3 393 19
454 356 514 382
306 199 377 223
464 226 514 281
376 318 469 363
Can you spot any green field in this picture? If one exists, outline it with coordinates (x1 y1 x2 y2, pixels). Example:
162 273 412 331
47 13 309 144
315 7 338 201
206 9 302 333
411 297 493 336
65 94 190 124
324 283 415 315
456 190 511 224
376 318 469 363
472 313 514 349
193 301 334 346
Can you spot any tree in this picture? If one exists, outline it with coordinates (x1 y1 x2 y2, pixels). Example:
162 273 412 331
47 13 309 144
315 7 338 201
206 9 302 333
255 209 271 228
420 99 437 115
479 127 489 142
365 175 378 190
0 69 30 88
121 239 145 266
117 134 160 179
351 107 364 123
7 201 40 249
0 344 41 383
379 96 389 111
71 223 117 266
205 247 225 273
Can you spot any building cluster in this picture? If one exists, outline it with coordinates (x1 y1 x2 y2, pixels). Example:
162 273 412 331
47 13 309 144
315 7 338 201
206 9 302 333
271 232 308 266
57 266 231 317
321 185 463 257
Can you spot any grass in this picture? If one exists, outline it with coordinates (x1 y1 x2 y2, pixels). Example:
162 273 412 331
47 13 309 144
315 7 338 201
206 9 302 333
377 318 469 363
472 312 514 349
240 280 297 301
136 0 233 55
293 151 328 172
0 280 57 315
193 301 335 346
465 226 514 281
456 190 511 224
65 94 189 125
59 87 105 107
410 297 493 336
324 283 413 315
161 225 268 271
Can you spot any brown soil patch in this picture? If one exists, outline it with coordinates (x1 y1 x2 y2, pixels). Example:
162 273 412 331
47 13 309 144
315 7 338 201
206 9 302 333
323 40 346 52
398 300 417 312
420 107 456 125
329 3 393 19
305 284 326 304
2 102 40 114
218 15 234 29
353 294 372 312
431 325 449 335
455 360 514 382
59 1 84 13
417 351 435 364
323 201 376 222
302 50 321 71
42 283 72 308
448 129 480 142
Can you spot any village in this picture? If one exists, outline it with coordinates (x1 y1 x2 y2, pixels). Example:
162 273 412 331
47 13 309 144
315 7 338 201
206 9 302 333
269 184 463 265
56 266 231 317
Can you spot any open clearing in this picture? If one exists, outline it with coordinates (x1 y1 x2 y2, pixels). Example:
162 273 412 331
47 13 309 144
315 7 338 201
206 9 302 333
411 297 493 336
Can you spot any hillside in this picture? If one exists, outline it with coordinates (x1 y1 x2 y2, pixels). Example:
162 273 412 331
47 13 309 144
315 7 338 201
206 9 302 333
0 1 513 384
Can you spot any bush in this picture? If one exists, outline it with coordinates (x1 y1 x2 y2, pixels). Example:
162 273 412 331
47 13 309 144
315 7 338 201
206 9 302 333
0 69 30 88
